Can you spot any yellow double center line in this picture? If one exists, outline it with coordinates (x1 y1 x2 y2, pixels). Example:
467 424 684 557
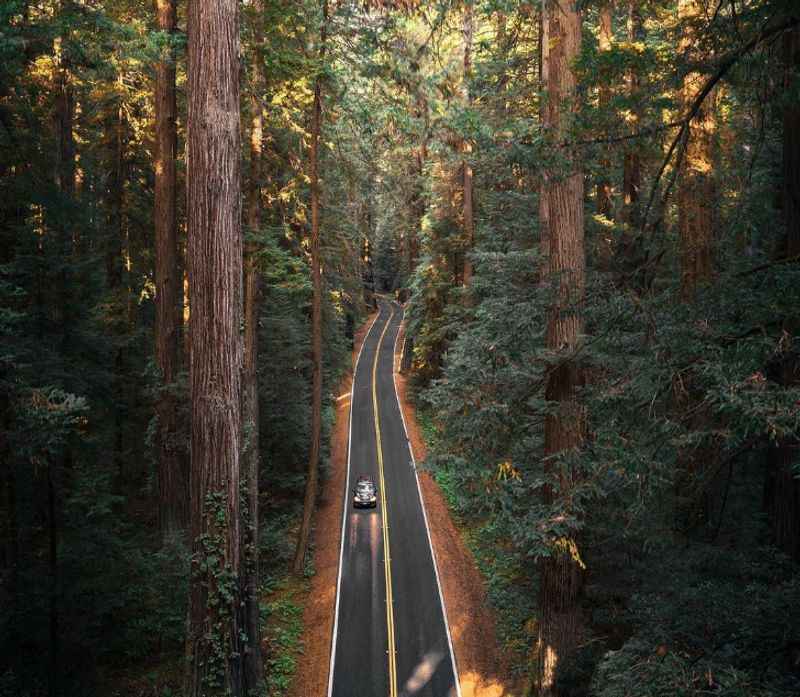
372 304 398 697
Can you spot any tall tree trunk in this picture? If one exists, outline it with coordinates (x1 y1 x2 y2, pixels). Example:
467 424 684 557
54 50 75 200
49 16 75 694
1 453 18 667
462 0 475 288
621 0 642 230
183 264 191 360
596 1 613 219
539 0 550 276
765 24 800 562
107 85 125 291
783 25 800 259
154 0 187 539
293 0 329 575
678 0 716 298
673 0 718 537
408 90 428 272
409 145 425 269
47 463 59 697
184 0 244 693
766 381 800 561
106 76 129 481
536 1 586 694
241 3 266 686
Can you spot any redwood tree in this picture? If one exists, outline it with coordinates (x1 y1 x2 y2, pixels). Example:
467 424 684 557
241 0 266 685
621 0 642 229
596 1 613 219
50 16 76 692
293 0 329 574
539 0 550 277
783 25 800 260
678 0 716 298
765 23 800 562
536 0 586 693
153 0 186 538
184 0 245 693
462 0 475 288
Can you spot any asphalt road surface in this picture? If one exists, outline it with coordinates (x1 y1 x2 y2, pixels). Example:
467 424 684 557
329 300 459 697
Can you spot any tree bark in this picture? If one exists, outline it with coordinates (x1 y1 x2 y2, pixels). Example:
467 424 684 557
106 83 125 291
184 0 244 694
409 144 425 268
54 46 75 200
293 0 329 575
241 2 266 686
539 0 550 276
49 15 75 694
621 0 642 230
408 87 429 273
783 25 800 258
596 1 613 219
154 0 187 539
536 1 586 694
678 0 716 299
462 0 475 288
106 74 130 481
47 463 59 697
766 24 800 562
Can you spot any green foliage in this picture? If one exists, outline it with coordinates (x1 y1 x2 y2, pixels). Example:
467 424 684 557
592 546 800 697
190 493 241 690
258 507 310 696
373 229 403 292
415 249 548 672
263 590 305 697
258 227 351 493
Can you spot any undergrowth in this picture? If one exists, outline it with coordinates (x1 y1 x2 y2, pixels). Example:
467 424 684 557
261 578 306 697
416 402 535 684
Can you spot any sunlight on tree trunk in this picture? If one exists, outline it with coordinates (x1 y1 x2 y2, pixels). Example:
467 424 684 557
536 1 586 694
596 1 613 220
293 0 329 576
621 0 642 231
184 0 245 693
538 0 550 277
153 0 187 540
678 0 716 299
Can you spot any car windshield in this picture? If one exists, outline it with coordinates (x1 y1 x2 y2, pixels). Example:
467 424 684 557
356 481 373 494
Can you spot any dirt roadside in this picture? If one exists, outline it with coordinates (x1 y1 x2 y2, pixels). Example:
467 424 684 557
290 309 514 697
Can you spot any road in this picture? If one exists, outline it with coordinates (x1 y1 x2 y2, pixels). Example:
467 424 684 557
329 300 460 697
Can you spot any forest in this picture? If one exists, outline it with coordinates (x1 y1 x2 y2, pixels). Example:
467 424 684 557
1 0 799 696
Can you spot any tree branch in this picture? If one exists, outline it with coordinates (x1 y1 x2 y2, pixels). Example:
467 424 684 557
641 15 800 232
